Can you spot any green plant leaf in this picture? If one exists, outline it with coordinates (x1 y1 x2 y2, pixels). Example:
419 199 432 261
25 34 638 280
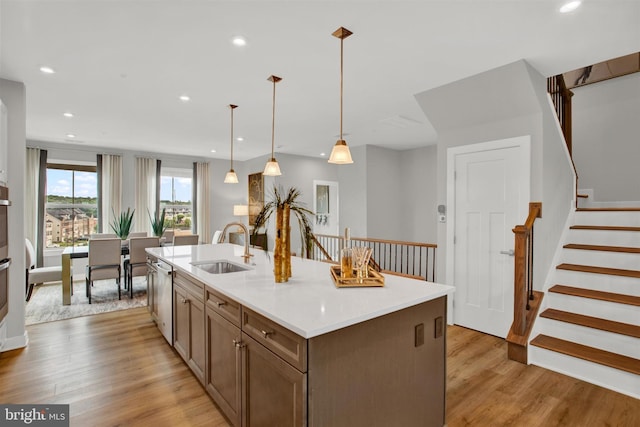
110 207 135 239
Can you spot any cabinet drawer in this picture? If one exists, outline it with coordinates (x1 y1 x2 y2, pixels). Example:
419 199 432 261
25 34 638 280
242 307 307 372
206 287 241 327
174 270 204 302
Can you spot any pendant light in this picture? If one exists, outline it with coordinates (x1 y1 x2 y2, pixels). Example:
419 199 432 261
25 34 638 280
224 104 239 184
263 75 282 176
328 27 354 165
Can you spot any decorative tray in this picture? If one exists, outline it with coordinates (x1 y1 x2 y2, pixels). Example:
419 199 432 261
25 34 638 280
330 265 385 288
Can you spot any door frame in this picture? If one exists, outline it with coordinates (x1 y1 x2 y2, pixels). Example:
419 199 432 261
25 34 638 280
445 135 531 325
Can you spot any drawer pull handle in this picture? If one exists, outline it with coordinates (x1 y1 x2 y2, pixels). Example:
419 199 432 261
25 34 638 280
232 339 245 349
261 330 274 339
181 298 188 304
214 301 226 308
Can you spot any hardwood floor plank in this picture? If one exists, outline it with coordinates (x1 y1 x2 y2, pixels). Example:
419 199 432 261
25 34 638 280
1 308 639 426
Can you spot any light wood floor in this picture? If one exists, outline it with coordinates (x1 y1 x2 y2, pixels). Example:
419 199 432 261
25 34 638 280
1 308 638 426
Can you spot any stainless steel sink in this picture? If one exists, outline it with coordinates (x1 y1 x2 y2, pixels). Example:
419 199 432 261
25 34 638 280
191 260 250 274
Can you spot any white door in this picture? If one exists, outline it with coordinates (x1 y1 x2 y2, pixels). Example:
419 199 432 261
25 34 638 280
449 137 529 338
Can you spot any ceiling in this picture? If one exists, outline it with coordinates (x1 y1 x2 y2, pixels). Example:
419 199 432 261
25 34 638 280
1 1 638 162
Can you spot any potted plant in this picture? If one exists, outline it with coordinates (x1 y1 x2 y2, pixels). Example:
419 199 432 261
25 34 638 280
148 208 168 237
253 186 313 282
110 207 135 239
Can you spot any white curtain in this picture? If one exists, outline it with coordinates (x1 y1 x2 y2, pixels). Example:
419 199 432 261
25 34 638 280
134 157 156 235
25 147 41 250
195 162 211 243
101 154 122 233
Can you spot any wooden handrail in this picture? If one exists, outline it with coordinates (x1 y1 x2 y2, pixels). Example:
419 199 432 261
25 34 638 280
512 202 541 335
311 233 437 282
547 74 573 156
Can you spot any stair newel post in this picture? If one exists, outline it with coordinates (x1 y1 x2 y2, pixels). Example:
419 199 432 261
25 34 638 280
513 225 529 336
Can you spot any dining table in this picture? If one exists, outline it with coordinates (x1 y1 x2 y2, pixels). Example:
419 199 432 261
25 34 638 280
61 244 130 305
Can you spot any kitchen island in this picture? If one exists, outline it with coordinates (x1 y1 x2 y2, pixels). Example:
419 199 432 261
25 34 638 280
147 243 454 427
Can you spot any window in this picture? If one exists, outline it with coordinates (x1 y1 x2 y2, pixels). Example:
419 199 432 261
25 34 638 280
45 164 98 248
160 167 192 232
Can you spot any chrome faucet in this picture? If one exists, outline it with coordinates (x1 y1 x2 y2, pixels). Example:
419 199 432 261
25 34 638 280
220 222 253 263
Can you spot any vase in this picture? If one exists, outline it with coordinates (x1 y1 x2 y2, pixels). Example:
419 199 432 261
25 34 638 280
274 203 291 282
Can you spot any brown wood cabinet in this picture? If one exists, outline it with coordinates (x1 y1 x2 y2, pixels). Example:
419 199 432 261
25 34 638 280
172 269 447 427
173 271 206 385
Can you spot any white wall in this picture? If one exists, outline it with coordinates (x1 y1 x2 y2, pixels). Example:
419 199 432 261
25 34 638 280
572 73 640 202
365 146 404 240
0 78 27 351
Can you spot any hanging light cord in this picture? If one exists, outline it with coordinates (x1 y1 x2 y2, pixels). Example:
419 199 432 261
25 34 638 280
340 36 344 141
271 79 276 158
230 106 234 169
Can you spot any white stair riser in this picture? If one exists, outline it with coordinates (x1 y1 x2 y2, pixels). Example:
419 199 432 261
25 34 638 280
529 346 640 399
553 269 640 296
567 229 640 247
546 292 640 325
560 249 640 270
573 211 640 227
535 317 640 359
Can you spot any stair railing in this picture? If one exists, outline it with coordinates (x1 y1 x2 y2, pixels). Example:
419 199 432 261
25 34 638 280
547 74 573 156
312 233 436 282
512 202 542 336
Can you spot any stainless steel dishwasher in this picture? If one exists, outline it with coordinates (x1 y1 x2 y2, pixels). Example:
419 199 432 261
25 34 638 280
148 258 173 344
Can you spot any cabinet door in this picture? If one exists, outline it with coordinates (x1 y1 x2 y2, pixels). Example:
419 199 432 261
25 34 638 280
189 296 206 384
242 333 306 427
206 308 242 427
173 284 190 362
173 284 205 384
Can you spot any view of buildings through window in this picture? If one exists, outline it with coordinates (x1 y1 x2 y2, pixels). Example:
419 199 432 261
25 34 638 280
160 168 192 232
45 164 98 248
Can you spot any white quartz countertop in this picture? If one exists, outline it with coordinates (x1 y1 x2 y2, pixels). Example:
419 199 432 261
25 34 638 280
147 244 454 339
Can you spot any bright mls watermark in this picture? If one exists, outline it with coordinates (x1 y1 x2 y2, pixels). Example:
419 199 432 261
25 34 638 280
1 405 69 426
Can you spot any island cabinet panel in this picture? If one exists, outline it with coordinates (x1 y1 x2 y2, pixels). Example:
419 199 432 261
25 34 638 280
206 308 242 427
241 332 307 427
307 296 446 427
207 287 241 327
173 271 206 385
242 307 307 372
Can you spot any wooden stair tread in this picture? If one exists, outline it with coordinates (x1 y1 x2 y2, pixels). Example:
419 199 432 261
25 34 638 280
570 225 640 232
549 285 640 307
563 243 640 253
540 308 640 338
530 334 640 375
556 263 640 278
576 207 640 212
577 194 589 198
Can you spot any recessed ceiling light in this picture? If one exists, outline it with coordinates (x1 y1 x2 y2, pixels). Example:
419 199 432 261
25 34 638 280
179 95 190 102
66 133 76 138
320 152 326 157
40 66 55 74
236 137 244 142
210 149 216 153
559 1 581 13
232 36 247 47
63 112 74 118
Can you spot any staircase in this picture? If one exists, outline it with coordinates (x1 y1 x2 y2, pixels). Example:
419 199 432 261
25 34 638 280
529 207 640 398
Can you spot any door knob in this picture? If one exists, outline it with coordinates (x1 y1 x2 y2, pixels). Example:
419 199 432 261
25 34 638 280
500 250 515 256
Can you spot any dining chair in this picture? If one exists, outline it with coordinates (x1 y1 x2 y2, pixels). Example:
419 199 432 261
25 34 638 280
129 231 148 238
124 236 159 298
173 234 199 246
25 238 62 302
90 233 117 239
85 238 122 304
212 230 222 244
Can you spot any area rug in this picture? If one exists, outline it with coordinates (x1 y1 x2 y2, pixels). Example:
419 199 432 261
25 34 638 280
25 278 148 325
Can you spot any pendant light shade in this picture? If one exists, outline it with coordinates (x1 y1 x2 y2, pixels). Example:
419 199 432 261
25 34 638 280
328 27 354 165
263 75 282 176
224 104 239 184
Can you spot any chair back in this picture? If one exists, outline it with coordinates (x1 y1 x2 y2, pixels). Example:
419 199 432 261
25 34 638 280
162 230 174 242
212 230 222 244
88 238 121 267
129 231 148 238
25 238 36 269
173 234 199 246
90 233 117 239
129 237 160 264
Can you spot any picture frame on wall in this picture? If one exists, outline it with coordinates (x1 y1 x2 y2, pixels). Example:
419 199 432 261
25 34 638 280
248 172 264 226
